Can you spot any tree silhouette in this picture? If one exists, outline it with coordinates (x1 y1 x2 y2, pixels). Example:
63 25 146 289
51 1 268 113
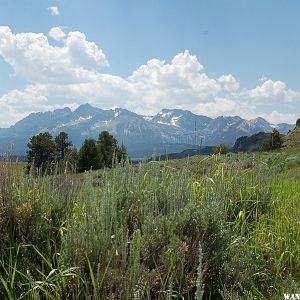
261 129 283 151
27 130 128 174
78 139 102 172
97 131 118 167
27 132 56 173
55 131 72 160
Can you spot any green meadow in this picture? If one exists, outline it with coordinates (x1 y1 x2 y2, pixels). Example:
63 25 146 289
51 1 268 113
0 149 300 299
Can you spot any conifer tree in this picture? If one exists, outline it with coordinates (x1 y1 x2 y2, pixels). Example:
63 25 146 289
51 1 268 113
78 138 102 172
97 131 118 167
261 129 283 151
27 132 56 173
55 132 72 160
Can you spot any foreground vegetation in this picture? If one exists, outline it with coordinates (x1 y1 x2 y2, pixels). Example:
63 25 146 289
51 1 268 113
1 149 300 299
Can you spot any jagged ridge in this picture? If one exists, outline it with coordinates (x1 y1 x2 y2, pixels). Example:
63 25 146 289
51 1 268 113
0 104 294 157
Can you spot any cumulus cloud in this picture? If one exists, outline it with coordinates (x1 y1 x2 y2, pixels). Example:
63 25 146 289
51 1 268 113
182 97 255 120
0 26 108 84
0 85 78 127
0 26 299 126
130 51 212 91
259 111 297 124
218 74 240 92
47 6 59 16
129 50 221 107
0 85 48 127
48 27 66 41
66 31 110 70
245 79 299 102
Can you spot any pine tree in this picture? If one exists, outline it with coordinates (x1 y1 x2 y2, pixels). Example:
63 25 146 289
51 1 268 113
78 139 102 172
27 132 56 173
261 129 283 151
97 131 118 167
55 132 72 160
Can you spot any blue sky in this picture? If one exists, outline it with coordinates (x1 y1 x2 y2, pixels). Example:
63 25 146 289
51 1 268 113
0 0 299 127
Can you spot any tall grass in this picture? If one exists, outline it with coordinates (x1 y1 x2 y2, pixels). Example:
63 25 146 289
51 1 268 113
60 161 231 298
0 151 299 299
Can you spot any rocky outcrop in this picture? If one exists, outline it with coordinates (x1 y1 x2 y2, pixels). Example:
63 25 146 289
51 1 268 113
232 132 271 152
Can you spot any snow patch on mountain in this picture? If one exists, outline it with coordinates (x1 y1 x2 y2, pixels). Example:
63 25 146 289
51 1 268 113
159 112 172 118
92 120 112 129
170 116 182 126
142 115 153 121
0 104 294 157
56 115 92 129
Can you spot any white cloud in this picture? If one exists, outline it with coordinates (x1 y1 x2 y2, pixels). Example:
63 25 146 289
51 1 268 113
245 79 299 102
183 97 254 119
259 111 297 124
0 85 47 127
66 31 109 69
47 6 59 16
218 74 240 92
0 26 108 84
48 27 66 41
0 27 299 126
129 51 214 92
128 50 221 110
0 85 77 127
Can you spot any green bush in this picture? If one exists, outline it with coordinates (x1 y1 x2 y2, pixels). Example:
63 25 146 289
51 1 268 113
213 144 230 155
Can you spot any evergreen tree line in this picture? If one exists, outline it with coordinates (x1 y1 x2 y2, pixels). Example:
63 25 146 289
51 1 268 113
27 131 128 174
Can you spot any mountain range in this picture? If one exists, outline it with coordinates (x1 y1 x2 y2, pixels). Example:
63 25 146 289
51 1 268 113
0 103 294 158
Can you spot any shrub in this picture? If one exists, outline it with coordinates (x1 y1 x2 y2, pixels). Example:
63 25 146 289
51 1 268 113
213 144 230 155
1 151 300 299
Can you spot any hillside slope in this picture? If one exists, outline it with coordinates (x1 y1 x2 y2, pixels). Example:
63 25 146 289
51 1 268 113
283 126 300 147
232 132 271 152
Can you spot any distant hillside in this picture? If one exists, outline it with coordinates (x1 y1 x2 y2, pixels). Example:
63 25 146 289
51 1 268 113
232 132 271 152
283 126 300 148
154 146 214 160
128 143 200 159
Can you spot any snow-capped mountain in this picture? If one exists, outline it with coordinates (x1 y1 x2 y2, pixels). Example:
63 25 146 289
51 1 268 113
149 108 211 131
0 104 294 157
